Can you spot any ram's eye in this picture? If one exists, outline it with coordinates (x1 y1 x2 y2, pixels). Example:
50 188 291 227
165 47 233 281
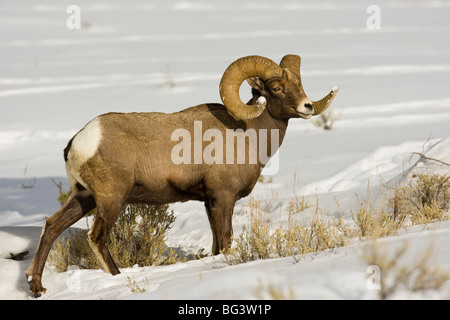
272 87 282 92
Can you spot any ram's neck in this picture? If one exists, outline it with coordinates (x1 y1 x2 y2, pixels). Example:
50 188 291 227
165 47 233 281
246 97 289 144
238 102 286 168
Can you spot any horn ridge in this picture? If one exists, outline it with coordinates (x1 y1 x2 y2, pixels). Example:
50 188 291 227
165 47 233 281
219 55 282 120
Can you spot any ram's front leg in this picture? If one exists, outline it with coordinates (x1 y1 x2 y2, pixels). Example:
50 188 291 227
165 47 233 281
204 191 236 255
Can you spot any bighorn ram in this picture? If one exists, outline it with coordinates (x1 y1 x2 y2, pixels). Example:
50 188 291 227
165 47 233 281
26 54 338 297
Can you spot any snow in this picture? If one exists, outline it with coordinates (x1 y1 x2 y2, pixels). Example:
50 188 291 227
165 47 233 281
1 0 450 300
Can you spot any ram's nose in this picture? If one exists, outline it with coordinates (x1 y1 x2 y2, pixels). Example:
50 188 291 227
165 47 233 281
304 102 313 112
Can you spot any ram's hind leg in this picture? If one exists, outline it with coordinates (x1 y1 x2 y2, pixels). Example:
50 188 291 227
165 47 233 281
26 191 96 297
87 198 123 275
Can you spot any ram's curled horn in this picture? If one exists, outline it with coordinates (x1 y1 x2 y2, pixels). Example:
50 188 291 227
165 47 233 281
279 54 301 80
312 86 340 116
219 55 282 120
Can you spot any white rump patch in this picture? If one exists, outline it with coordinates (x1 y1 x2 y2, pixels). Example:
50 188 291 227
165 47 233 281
71 117 102 163
66 117 102 190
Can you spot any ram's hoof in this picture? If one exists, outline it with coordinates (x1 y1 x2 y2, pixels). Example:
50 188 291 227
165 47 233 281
27 276 46 298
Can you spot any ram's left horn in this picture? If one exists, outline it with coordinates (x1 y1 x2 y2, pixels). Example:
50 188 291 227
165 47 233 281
312 86 340 116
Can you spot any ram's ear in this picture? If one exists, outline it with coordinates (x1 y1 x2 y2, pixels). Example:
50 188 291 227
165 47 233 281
246 77 265 94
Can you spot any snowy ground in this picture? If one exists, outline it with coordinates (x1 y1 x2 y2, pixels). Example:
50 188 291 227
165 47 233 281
1 0 450 300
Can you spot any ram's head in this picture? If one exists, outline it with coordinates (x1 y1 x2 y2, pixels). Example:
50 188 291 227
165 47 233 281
219 54 339 120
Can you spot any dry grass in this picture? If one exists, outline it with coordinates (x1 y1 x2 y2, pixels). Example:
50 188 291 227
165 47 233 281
310 108 343 130
351 195 398 240
48 203 183 271
352 172 450 241
363 239 450 299
388 172 450 225
225 197 351 265
226 172 450 266
126 276 149 294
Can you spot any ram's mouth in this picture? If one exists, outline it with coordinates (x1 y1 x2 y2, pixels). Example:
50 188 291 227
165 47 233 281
297 111 312 119
294 105 313 119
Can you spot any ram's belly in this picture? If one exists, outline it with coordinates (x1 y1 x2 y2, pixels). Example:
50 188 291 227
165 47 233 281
126 177 206 204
